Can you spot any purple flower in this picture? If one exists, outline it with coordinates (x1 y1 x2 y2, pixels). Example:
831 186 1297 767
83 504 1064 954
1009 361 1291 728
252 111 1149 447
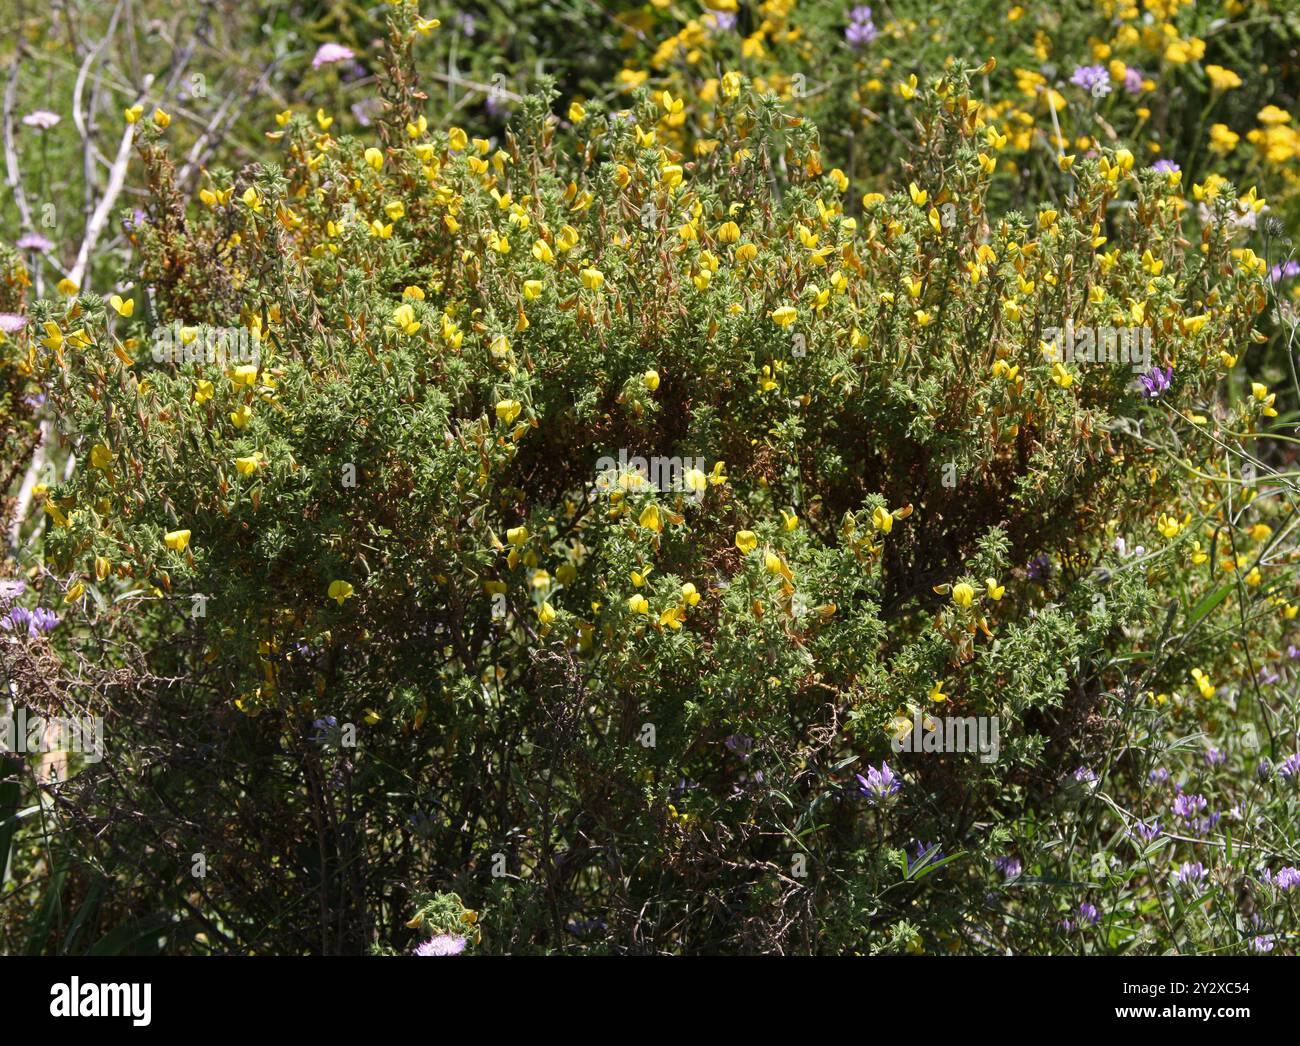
856 760 900 804
1270 260 1300 283
1131 818 1161 842
1259 665 1281 685
1258 758 1273 781
845 6 878 48
455 13 476 37
1150 159 1180 174
0 579 27 603
993 855 1022 879
1249 934 1275 954
1148 767 1169 784
1173 861 1207 887
1274 866 1300 890
1173 793 1208 820
16 232 53 252
1 606 59 636
1279 752 1300 781
22 110 60 130
1026 553 1052 580
724 732 754 760
1204 748 1225 766
1139 366 1172 398
1123 67 1144 95
1070 65 1112 99
0 312 26 335
311 43 355 70
414 934 466 956
908 840 944 873
704 11 737 32
1072 765 1098 785
1078 902 1100 925
310 715 338 743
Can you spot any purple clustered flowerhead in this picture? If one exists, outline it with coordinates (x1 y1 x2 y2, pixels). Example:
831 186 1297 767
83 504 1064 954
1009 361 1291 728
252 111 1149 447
310 715 338 742
1 606 60 636
1123 67 1144 95
1148 767 1169 784
1270 260 1300 283
1173 793 1208 820
1139 366 1172 399
994 855 1022 879
1078 902 1101 925
16 232 53 252
1173 861 1207 887
856 760 900 804
1204 748 1225 766
0 312 26 335
1150 159 1180 174
909 839 944 871
1274 866 1300 891
1072 765 1098 785
844 6 878 48
1278 752 1300 781
1250 934 1275 954
311 43 355 70
414 934 467 956
704 10 737 33
1026 552 1052 580
1131 818 1161 842
724 732 754 760
1070 65 1112 98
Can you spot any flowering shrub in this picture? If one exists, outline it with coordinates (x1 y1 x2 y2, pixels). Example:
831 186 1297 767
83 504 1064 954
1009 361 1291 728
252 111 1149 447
2 3 1299 956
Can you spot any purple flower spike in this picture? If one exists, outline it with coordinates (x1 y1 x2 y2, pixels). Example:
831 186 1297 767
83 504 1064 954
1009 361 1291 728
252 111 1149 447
1139 366 1172 398
856 760 900 804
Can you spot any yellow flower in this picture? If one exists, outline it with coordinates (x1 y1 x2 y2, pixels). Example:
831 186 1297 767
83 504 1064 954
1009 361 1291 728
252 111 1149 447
642 369 660 392
522 279 544 301
152 107 171 129
985 578 1004 600
327 580 354 605
495 399 522 424
638 503 662 533
781 509 798 532
124 105 144 124
952 582 975 608
568 101 586 123
109 294 134 317
448 127 468 151
628 594 650 615
235 454 263 476
735 530 758 554
681 582 701 606
580 267 605 291
718 220 741 244
1157 513 1182 539
871 506 893 534
364 147 384 171
66 582 85 604
195 379 214 404
908 182 927 207
90 444 113 470
538 601 558 624
230 404 253 428
928 680 948 703
770 306 797 328
164 529 192 552
231 364 259 386
1205 65 1242 91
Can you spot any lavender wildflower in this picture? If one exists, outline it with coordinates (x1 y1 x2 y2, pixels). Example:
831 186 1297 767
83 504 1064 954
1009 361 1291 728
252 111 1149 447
414 934 467 956
1070 65 1111 98
312 43 355 69
1139 366 1172 398
856 760 900 804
